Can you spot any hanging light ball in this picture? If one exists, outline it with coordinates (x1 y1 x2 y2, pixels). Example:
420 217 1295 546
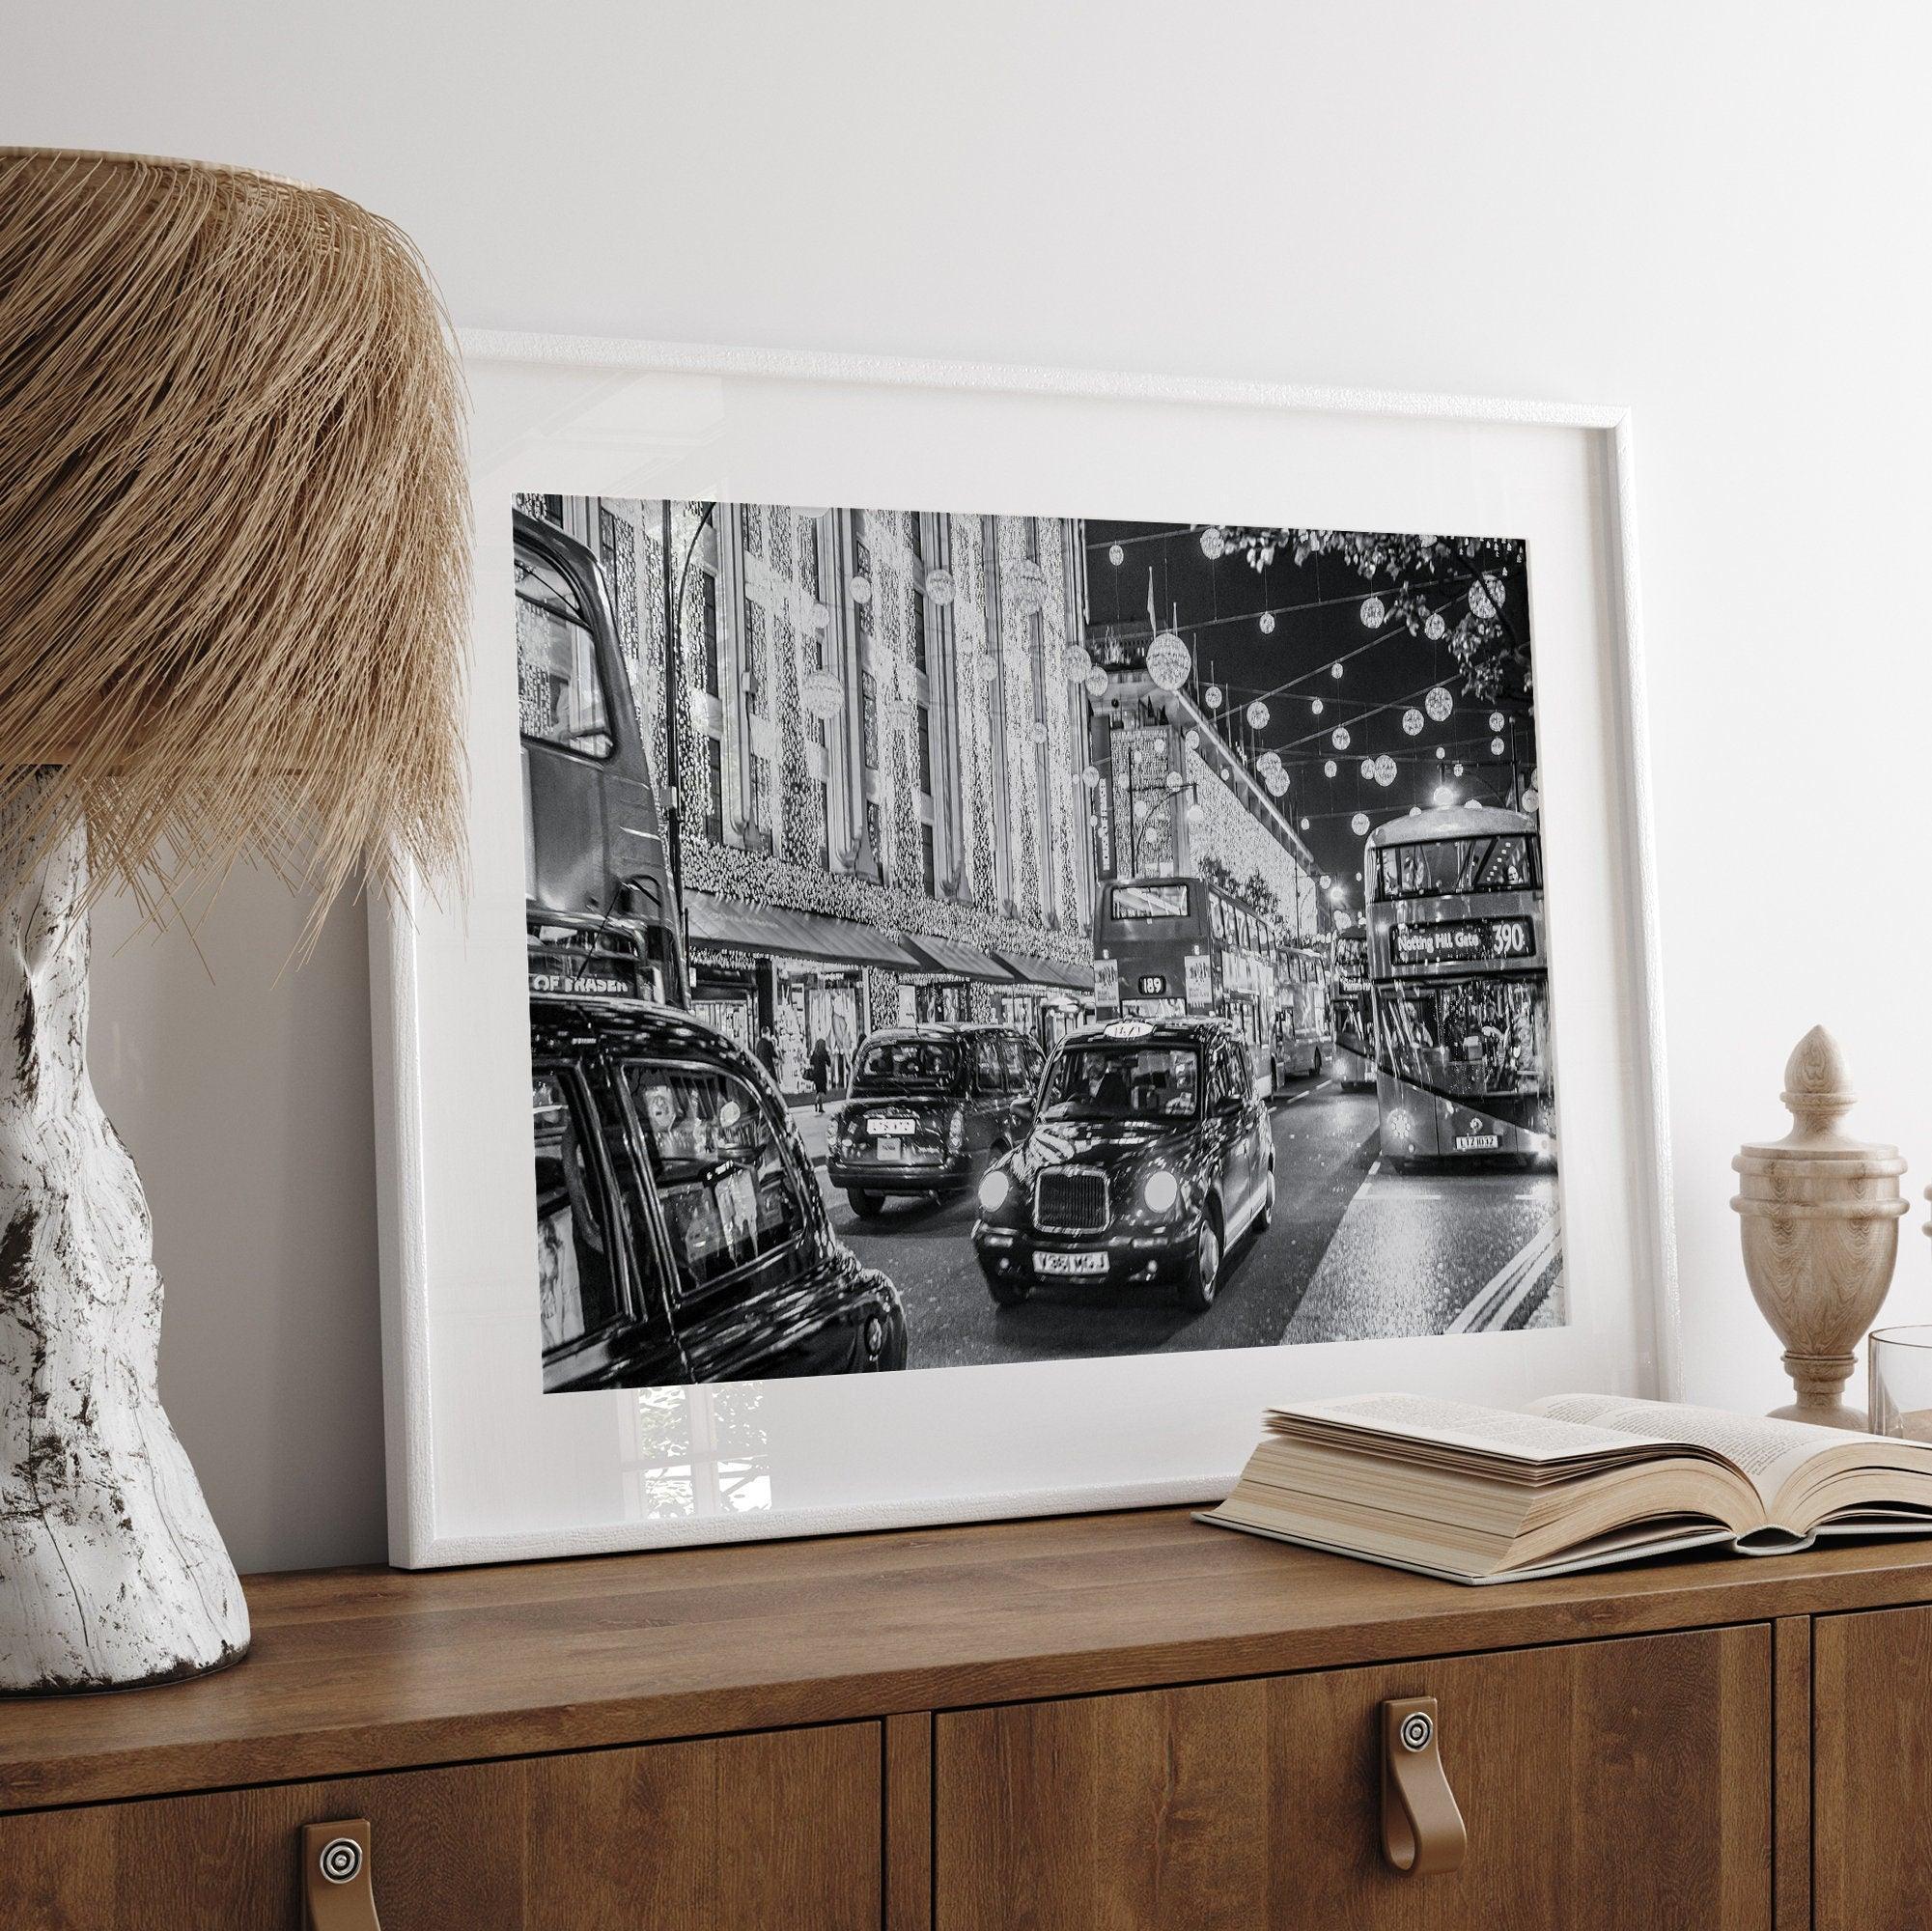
1489 711 1505 733
1084 667 1108 700
1300 816 1311 830
810 601 832 632
1255 749 1281 778
1198 525 1226 560
1530 767 1540 791
1359 596 1386 629
1374 754 1398 787
1204 682 1223 710
800 666 843 721
1469 579 1494 621
1351 811 1371 836
1452 762 1465 777
1434 745 1446 760
1310 696 1325 716
1409 805 1422 817
1322 760 1336 779
1107 542 1125 566
1359 758 1375 780
1185 799 1208 830
1401 707 1424 737
1030 720 1049 746
1246 698 1270 730
1423 611 1446 641
850 574 873 605
924 567 956 608
1490 736 1505 755
1183 726 1201 751
1320 874 1332 889
1523 786 1541 812
1220 762 1234 780
1061 639 1092 680
1144 630 1191 691
1465 798 1483 811
1330 661 1344 680
1264 768 1289 798
1433 785 1456 809
1258 609 1276 635
1164 769 1185 793
1334 910 1353 932
1425 686 1453 723
1330 725 1351 751
1081 764 1101 791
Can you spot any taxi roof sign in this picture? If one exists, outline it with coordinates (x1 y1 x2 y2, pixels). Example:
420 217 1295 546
1101 1019 1156 1040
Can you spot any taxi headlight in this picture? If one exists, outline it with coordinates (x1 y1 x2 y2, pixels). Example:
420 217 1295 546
1142 1168 1180 1215
978 1167 1012 1213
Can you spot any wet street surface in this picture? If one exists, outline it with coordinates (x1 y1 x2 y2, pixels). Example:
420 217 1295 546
820 1078 1563 1370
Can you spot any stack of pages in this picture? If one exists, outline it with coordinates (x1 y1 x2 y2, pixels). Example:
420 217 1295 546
1199 1391 1932 1583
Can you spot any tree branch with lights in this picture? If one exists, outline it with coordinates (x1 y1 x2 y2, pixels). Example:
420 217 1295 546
1201 526 1532 713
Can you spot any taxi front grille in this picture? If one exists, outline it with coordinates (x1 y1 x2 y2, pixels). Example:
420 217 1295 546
1034 1166 1109 1235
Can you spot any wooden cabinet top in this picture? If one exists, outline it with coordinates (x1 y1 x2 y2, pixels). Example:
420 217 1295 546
8 1506 1932 1812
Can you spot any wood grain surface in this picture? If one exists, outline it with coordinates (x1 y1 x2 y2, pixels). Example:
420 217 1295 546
936 1624 1773 1929
0 1721 879 1930
1814 1601 1932 1931
5 1507 1932 1814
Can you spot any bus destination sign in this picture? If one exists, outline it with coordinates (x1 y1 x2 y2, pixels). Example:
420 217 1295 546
1389 916 1535 967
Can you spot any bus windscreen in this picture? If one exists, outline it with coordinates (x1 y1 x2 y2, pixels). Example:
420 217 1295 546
1108 882 1190 920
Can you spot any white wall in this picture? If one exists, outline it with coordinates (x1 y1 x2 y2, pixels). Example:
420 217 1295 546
11 1 1930 1573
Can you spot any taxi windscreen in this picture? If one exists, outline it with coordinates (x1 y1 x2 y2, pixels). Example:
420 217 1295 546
851 1037 964 1097
1041 1044 1201 1121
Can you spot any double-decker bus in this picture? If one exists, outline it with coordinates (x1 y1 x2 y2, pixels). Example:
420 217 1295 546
1327 930 1375 1088
516 508 687 1008
1092 875 1275 1059
1269 941 1328 1084
1363 806 1554 1163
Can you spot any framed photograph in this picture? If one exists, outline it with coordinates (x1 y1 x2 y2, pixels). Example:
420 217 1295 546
372 334 1676 1567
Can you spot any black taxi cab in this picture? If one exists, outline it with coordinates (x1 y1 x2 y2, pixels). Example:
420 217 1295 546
533 994 908 1391
826 1022 1045 1217
970 1016 1274 1312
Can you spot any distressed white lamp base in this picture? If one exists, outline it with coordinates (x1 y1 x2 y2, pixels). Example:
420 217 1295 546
0 817 248 1693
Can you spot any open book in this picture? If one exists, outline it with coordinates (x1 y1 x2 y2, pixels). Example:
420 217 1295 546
1198 1391 1932 1583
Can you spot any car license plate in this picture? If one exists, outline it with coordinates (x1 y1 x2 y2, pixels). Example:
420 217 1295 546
875 1134 903 1161
869 1115 916 1136
1455 1133 1499 1152
1036 1250 1107 1277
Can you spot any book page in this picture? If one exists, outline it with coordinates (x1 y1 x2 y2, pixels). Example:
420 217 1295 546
1271 1392 1669 1464
1529 1395 1851 1507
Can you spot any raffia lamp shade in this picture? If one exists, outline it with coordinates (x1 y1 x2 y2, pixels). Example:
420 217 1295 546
0 150 469 1691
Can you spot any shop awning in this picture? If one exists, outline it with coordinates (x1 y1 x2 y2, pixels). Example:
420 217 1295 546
901 935 1016 983
994 949 1095 994
686 893 926 971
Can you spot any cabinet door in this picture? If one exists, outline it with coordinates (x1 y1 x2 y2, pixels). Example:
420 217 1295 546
0 1721 879 1931
937 1626 1770 1930
1815 1603 1932 1930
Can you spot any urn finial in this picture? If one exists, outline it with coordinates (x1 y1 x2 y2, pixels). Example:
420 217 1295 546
1779 1024 1857 1146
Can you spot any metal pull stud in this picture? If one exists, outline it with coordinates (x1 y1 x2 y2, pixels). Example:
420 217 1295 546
1380 1696 1468 1876
302 1820 383 1930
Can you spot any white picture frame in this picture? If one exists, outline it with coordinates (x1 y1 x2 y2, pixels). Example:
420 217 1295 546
372 332 1676 1569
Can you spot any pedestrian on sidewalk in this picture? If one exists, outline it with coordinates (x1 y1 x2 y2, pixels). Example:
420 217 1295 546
808 1035 833 1112
756 1026 779 1085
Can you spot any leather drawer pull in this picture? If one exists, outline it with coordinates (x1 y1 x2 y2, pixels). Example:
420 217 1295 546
302 1820 382 1930
1380 1697 1467 1876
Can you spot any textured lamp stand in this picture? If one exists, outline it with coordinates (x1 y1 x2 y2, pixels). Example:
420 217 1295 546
1732 1026 1907 1430
0 801 249 1691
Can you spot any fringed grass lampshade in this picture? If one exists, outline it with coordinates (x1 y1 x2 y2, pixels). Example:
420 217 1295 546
0 150 469 1692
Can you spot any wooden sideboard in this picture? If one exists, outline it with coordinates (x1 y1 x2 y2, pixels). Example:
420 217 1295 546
5 1506 1932 1928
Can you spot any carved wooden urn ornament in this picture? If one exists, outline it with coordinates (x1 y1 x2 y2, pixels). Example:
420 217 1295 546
1731 1027 1907 1430
0 150 467 1692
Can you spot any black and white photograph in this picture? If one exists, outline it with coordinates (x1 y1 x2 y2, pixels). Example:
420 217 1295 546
517 498 1558 1391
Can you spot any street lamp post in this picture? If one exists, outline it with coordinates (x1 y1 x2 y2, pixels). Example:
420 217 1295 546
659 499 717 914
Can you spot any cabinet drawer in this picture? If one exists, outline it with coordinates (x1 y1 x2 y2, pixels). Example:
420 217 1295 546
937 1626 1770 1930
0 1720 880 1930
